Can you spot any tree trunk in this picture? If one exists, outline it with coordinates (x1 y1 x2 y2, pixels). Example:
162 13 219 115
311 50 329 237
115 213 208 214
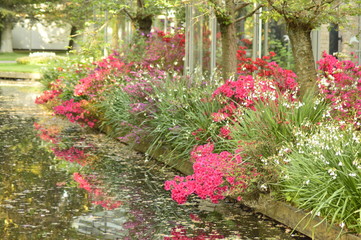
111 14 121 50
136 15 152 36
287 22 317 96
217 0 238 81
219 22 238 81
0 22 13 53
68 25 77 50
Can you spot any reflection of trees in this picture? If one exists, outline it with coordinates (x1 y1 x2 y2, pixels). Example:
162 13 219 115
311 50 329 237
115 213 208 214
0 115 95 239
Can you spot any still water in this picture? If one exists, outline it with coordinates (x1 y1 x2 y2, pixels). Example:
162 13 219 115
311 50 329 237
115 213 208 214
0 80 310 240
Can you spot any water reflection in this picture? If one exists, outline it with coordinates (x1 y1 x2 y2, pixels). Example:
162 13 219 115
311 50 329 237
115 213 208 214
0 82 97 240
0 81 310 240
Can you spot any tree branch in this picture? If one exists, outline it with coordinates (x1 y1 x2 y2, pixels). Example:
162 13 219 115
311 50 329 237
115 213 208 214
235 4 264 23
235 2 251 12
123 8 134 21
137 0 144 8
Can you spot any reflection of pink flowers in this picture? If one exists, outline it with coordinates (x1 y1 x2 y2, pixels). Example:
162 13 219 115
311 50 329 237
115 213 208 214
33 122 60 144
73 172 122 210
35 89 62 104
165 225 224 240
52 147 88 166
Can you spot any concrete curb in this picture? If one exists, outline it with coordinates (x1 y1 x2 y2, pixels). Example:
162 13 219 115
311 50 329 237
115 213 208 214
0 71 42 80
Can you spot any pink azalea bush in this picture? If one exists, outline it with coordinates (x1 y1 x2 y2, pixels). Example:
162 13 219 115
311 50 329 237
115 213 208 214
53 99 96 128
74 53 131 100
35 78 64 106
317 52 361 128
212 47 298 122
164 143 261 204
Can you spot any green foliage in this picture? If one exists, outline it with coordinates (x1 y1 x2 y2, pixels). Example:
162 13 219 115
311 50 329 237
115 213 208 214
40 54 92 99
96 87 137 138
269 38 294 70
225 90 329 161
261 0 361 29
278 123 361 233
146 74 222 161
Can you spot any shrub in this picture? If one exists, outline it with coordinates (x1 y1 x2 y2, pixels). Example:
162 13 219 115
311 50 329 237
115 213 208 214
317 52 361 128
96 86 146 141
164 143 261 204
144 29 185 72
227 90 329 160
16 55 65 65
212 48 298 121
278 122 361 233
40 55 92 101
73 53 131 100
146 73 222 160
53 99 96 128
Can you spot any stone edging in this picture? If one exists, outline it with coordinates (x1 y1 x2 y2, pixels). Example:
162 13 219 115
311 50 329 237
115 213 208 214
121 136 361 240
0 72 42 80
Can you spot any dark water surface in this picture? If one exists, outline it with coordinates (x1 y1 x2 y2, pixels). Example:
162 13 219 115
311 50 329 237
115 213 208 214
0 81 310 240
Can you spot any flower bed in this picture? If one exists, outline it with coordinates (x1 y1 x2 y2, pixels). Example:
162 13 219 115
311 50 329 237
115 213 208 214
35 31 361 239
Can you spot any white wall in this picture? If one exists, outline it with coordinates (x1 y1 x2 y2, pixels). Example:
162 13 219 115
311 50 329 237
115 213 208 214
12 20 71 50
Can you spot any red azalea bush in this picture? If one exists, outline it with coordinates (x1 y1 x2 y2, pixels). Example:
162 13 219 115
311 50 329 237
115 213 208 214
53 99 96 128
74 53 131 100
35 78 64 106
212 47 298 121
164 143 260 204
317 52 361 127
144 29 185 72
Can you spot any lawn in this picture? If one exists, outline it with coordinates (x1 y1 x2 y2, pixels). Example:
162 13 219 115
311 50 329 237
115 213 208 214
0 51 68 73
0 63 42 73
0 51 29 61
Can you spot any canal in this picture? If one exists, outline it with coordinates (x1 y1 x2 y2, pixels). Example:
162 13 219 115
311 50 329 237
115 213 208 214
0 80 310 239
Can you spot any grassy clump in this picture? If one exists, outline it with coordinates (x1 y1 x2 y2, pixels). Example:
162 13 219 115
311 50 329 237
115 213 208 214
278 123 361 233
16 56 65 65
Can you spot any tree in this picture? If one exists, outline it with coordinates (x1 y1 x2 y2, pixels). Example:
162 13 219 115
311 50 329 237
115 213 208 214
207 0 263 80
261 0 361 96
0 0 58 52
122 0 179 36
41 0 95 51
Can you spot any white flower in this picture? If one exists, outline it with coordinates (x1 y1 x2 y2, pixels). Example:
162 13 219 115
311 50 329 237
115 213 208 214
328 168 337 179
260 184 268 191
348 173 357 177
